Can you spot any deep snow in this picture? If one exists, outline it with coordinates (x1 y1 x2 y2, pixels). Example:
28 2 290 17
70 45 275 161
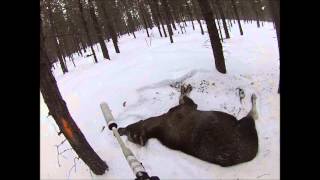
41 20 279 179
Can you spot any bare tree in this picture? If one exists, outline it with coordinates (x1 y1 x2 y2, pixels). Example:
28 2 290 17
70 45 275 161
77 0 98 63
88 0 110 60
40 28 108 175
96 0 120 53
231 0 243 35
196 0 226 73
161 0 174 43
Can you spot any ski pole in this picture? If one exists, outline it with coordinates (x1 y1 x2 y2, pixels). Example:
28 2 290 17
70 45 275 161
100 102 160 180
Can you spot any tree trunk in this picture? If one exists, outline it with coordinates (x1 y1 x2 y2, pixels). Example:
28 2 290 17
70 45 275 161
185 0 195 30
77 0 98 63
216 19 223 42
167 5 177 30
88 0 110 60
97 0 120 53
190 0 204 35
197 0 226 73
40 30 108 175
121 0 136 38
214 0 230 39
138 3 150 37
231 0 243 35
148 0 163 37
198 19 204 35
161 0 174 43
251 0 260 28
154 0 168 37
46 1 68 74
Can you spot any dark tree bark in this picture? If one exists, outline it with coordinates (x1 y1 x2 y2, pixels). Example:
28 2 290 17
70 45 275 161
161 0 174 43
216 18 223 42
138 2 150 37
197 19 204 35
148 0 163 37
196 0 226 73
88 0 110 60
167 3 177 30
214 0 230 39
231 0 243 35
120 0 136 38
96 0 120 53
185 0 195 30
40 29 108 175
46 1 68 74
154 0 168 37
77 0 98 63
251 0 261 28
191 0 204 35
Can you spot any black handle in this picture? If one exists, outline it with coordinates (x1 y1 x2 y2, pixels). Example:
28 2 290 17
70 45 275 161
135 172 160 180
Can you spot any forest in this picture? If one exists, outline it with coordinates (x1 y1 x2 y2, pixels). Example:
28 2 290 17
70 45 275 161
40 0 280 179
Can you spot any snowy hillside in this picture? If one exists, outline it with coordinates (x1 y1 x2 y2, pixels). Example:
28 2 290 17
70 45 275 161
41 21 279 179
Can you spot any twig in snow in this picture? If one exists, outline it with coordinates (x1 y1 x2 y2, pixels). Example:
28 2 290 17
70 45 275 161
54 139 72 167
55 146 61 167
144 38 151 47
101 126 105 133
256 173 270 179
88 168 93 179
67 156 80 179
59 148 73 155
57 139 67 147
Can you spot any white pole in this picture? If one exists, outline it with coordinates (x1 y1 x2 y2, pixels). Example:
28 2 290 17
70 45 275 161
100 103 159 180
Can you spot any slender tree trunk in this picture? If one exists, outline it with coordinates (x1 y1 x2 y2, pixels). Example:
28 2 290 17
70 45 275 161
70 55 76 67
197 0 226 73
167 5 177 30
149 0 163 37
46 1 68 74
40 30 108 175
121 0 136 38
231 0 243 35
198 19 204 35
190 0 204 35
139 3 150 37
88 0 110 60
251 0 260 28
77 0 98 63
97 0 120 53
154 0 168 37
211 6 223 42
216 19 223 42
161 0 174 43
185 0 195 30
214 0 230 39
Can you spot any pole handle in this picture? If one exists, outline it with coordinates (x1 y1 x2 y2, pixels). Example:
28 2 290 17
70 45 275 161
100 102 117 130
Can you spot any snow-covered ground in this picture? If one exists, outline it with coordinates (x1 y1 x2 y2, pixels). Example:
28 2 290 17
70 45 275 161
41 20 279 179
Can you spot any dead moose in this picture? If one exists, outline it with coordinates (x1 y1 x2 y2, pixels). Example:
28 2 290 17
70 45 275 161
118 84 259 167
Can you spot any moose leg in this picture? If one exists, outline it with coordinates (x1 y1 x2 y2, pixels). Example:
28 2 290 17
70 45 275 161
179 84 193 104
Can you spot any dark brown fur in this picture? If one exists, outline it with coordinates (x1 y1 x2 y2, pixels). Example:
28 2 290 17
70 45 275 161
118 85 258 167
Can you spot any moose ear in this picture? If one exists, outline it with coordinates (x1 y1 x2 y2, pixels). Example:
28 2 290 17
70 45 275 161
118 128 127 136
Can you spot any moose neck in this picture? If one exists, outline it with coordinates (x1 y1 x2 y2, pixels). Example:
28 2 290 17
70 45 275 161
142 116 163 138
